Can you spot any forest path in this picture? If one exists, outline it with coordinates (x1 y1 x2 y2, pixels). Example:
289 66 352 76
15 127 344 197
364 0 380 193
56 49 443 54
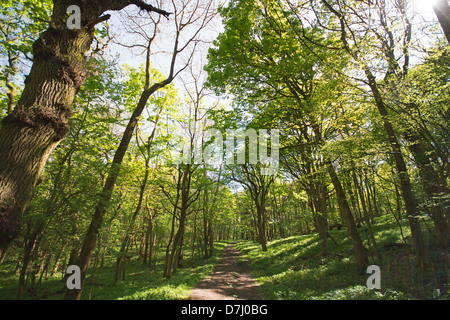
189 242 262 300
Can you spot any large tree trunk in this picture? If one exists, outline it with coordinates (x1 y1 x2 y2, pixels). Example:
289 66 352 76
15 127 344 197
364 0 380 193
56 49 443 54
0 18 91 254
0 0 170 256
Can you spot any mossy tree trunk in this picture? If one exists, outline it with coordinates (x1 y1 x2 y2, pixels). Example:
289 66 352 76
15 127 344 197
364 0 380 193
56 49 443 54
0 0 170 258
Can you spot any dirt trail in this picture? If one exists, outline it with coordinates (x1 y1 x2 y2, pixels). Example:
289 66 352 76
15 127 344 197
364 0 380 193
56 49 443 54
189 242 262 300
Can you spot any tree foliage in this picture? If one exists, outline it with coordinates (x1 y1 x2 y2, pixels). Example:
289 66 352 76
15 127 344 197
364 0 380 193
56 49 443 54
0 0 448 301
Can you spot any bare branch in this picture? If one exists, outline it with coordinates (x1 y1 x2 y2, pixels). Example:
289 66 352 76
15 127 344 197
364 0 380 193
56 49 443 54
129 0 172 18
87 14 112 28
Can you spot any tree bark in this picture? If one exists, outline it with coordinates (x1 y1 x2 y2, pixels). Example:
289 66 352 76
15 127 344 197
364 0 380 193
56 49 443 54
255 203 268 252
433 0 450 44
143 205 155 268
190 212 197 266
203 188 211 258
353 167 381 263
406 132 449 252
364 69 428 271
0 0 170 256
164 163 194 278
309 182 329 256
17 230 40 299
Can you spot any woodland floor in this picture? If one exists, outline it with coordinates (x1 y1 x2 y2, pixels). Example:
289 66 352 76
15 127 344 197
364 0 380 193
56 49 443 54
189 242 262 300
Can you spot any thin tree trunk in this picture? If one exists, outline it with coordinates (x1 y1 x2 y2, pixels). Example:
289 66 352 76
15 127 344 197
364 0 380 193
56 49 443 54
191 213 197 266
364 69 428 271
17 231 39 300
115 158 151 282
203 189 211 258
316 183 329 256
309 182 329 256
406 132 449 252
166 214 186 278
208 220 214 257
256 204 268 252
163 206 178 278
320 0 428 271
166 165 192 278
326 160 369 271
353 168 381 263
50 243 66 277
143 205 155 268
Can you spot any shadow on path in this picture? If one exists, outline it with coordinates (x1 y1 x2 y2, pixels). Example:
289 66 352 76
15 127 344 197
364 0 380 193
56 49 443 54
189 242 262 300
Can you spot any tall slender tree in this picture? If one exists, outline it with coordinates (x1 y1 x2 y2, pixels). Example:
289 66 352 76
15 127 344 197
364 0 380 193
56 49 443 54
64 0 216 299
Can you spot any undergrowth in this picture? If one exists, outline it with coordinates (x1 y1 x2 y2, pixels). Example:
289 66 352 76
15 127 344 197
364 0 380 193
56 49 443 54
235 214 449 300
0 241 228 300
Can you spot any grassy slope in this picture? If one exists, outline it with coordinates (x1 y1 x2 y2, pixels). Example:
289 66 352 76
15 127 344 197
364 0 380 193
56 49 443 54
0 241 228 300
236 214 448 300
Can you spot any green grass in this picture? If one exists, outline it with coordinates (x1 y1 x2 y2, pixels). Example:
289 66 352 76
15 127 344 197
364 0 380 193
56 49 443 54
236 214 448 300
0 241 228 300
1 214 448 300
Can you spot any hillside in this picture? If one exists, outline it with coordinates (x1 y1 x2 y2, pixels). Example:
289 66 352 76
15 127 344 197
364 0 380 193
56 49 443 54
236 214 448 300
